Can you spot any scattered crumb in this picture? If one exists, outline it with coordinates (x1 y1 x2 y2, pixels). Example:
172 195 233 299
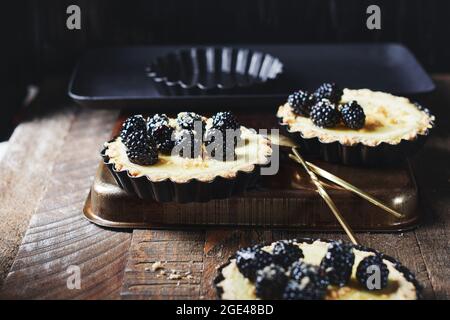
142 261 194 281
151 261 164 272
168 273 183 280
163 268 195 281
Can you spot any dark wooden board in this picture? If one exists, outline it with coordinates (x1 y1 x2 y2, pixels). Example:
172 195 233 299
0 109 132 299
0 106 76 285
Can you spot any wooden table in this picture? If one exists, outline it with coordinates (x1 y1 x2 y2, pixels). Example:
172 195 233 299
0 76 448 300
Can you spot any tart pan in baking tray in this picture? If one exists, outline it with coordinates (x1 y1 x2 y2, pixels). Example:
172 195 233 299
278 103 435 166
101 143 262 203
84 152 420 231
68 43 435 109
84 113 420 230
213 238 423 300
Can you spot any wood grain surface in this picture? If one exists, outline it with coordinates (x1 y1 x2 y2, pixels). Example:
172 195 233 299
0 75 449 299
0 107 76 286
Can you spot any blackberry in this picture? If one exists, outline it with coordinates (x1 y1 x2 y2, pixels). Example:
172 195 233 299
174 129 202 158
314 82 343 104
211 111 240 131
176 112 205 131
282 278 327 300
157 139 175 155
310 99 340 128
148 113 169 129
272 240 304 268
255 264 288 299
287 90 315 117
125 130 158 165
120 115 147 140
204 128 237 161
210 111 242 149
356 255 389 290
288 261 329 299
149 122 175 154
320 240 355 287
340 100 366 130
235 245 274 281
283 281 306 300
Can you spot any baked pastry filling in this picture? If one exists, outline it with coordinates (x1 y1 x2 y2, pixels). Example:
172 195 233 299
216 239 419 300
104 112 272 183
278 85 434 146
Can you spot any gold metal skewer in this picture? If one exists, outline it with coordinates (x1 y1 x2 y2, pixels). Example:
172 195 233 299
304 161 404 219
291 147 359 244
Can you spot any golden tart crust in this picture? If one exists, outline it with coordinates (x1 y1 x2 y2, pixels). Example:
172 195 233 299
277 88 434 147
104 126 272 184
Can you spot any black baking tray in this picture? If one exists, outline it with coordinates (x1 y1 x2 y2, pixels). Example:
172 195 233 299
68 43 434 110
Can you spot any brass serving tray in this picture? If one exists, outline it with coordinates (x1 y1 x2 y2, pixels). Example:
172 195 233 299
83 157 419 231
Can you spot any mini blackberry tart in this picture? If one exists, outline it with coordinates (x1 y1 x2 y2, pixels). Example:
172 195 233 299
278 86 435 165
102 112 272 203
214 239 422 300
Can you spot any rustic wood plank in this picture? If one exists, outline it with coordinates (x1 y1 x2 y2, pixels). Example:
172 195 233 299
414 191 449 300
0 107 76 285
0 108 132 299
121 229 205 300
410 74 450 300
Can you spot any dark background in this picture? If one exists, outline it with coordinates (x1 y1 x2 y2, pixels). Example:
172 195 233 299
2 0 450 140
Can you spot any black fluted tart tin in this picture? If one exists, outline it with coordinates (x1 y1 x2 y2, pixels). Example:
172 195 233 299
101 142 262 203
213 238 423 300
146 47 284 96
277 103 435 166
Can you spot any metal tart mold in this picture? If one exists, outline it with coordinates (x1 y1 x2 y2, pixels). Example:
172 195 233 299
278 102 435 166
213 238 423 300
101 140 269 203
146 47 284 96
